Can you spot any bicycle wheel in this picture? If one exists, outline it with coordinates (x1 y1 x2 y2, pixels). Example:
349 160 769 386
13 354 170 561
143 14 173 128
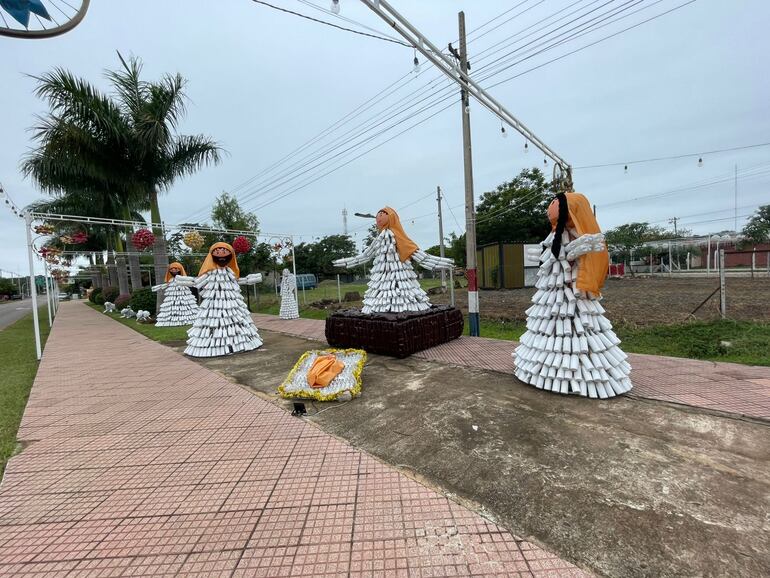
0 0 90 39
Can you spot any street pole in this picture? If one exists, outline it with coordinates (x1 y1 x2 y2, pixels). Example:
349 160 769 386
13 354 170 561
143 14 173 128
25 214 42 360
719 248 726 319
437 185 446 289
459 11 479 337
734 163 738 232
44 264 52 327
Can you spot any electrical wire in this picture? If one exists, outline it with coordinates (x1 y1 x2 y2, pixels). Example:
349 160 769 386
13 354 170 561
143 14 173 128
296 0 408 44
249 0 410 46
575 142 770 170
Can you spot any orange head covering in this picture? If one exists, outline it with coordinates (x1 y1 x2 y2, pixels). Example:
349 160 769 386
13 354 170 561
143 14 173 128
307 354 345 388
165 262 187 283
549 192 608 296
198 242 240 278
379 206 419 262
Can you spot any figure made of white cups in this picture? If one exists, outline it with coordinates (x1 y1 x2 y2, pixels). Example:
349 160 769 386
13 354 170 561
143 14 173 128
332 206 453 314
172 242 264 357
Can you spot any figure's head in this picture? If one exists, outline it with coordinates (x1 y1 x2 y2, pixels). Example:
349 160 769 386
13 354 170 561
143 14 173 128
283 268 290 275
168 265 181 277
165 262 187 282
211 245 232 266
376 209 390 230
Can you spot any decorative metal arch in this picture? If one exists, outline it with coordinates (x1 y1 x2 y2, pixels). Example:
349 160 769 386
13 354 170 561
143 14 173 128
0 0 90 39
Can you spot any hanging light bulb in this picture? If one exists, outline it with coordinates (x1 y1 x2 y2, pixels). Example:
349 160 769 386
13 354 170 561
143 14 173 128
698 157 703 167
413 50 420 73
524 141 529 153
330 0 340 14
543 157 548 166
624 164 628 174
464 105 470 114
500 124 508 138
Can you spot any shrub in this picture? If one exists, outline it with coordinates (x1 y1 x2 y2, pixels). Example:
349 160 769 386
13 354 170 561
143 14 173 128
114 294 131 309
130 287 156 312
102 286 119 303
89 287 103 304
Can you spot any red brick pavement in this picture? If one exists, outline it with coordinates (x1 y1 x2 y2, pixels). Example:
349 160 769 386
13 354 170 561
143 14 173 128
252 314 770 421
0 302 590 577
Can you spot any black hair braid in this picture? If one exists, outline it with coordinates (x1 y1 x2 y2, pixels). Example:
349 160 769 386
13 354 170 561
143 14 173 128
550 193 569 258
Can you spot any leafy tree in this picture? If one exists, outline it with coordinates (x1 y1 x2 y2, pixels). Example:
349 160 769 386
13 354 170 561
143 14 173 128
211 192 259 233
425 245 442 257
293 235 356 278
446 232 466 268
476 168 553 246
362 224 379 249
0 278 19 297
741 204 770 245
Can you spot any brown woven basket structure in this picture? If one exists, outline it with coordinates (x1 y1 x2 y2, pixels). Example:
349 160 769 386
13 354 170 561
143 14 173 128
325 306 464 358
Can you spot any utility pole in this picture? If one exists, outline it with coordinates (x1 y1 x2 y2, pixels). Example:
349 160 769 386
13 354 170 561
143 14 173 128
342 207 348 236
436 186 446 289
669 217 679 236
734 164 738 232
459 11 479 336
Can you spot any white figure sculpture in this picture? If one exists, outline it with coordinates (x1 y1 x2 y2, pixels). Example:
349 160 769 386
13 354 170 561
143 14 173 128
151 262 199 326
513 192 632 399
103 301 116 313
136 310 151 323
120 307 136 318
333 207 453 314
176 242 264 358
279 268 300 320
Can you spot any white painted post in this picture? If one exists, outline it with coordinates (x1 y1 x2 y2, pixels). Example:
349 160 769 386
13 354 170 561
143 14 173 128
44 265 52 327
337 274 342 303
25 214 42 360
668 241 672 277
687 252 691 271
706 236 711 275
719 248 726 319
449 267 455 307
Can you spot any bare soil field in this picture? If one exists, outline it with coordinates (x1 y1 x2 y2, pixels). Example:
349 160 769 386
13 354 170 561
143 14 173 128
429 277 770 326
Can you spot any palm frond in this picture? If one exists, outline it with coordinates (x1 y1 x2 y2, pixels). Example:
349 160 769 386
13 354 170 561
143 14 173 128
157 134 223 190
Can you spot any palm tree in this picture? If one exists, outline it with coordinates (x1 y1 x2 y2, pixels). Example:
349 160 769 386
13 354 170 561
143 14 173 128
23 53 222 302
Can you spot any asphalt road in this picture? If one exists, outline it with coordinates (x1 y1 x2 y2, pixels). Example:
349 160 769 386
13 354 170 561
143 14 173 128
0 298 36 331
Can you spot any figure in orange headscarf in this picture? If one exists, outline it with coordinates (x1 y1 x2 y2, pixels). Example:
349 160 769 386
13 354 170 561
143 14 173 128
152 262 199 326
333 206 454 314
176 242 264 357
513 192 632 399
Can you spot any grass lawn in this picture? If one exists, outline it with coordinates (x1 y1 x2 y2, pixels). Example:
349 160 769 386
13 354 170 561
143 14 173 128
87 302 189 342
1 307 51 475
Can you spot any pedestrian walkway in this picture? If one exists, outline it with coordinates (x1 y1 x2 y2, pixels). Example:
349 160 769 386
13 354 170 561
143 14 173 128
0 302 589 577
252 314 770 421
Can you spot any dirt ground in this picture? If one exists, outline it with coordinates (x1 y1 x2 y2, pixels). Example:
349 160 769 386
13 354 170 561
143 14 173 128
180 332 770 578
426 277 770 326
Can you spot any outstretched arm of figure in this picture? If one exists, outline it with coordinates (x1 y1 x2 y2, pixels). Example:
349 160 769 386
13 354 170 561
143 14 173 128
332 239 378 269
238 273 263 286
150 282 168 292
565 233 606 262
411 250 454 271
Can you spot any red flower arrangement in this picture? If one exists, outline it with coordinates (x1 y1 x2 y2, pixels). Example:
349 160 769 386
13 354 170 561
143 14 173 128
232 236 251 254
72 231 89 244
34 224 55 235
132 228 155 251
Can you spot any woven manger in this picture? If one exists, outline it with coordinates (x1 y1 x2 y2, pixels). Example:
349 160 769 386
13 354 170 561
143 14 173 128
279 348 366 401
325 305 464 358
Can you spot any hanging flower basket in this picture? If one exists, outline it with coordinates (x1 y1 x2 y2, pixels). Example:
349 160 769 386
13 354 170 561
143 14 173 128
59 235 74 245
34 224 55 235
183 230 204 251
272 242 283 254
132 228 155 251
72 231 89 244
232 235 251 254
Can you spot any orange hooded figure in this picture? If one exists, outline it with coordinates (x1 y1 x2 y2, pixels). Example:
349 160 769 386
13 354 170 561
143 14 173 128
377 207 419 262
549 192 608 296
164 262 187 283
198 242 240 278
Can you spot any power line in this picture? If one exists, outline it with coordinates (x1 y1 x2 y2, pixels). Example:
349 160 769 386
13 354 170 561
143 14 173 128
295 0 408 44
249 0 410 46
575 141 770 170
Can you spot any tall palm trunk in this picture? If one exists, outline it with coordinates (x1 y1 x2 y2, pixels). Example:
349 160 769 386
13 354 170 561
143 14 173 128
123 208 143 290
150 189 168 313
106 250 118 288
114 234 130 297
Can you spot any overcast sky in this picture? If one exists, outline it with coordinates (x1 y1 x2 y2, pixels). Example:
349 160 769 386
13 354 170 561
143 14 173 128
1 0 768 276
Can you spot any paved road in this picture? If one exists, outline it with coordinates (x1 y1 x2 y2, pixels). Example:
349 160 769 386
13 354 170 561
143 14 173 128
0 298 37 331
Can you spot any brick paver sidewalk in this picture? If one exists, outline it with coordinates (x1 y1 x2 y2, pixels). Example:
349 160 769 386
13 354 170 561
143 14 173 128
252 314 770 421
0 303 589 577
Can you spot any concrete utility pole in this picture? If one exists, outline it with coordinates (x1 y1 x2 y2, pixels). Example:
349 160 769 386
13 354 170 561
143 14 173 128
342 207 348 236
436 186 446 289
669 217 679 236
458 11 479 336
734 164 738 232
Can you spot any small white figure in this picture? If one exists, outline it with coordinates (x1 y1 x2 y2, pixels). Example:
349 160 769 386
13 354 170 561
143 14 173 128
333 206 453 314
136 310 151 323
103 302 116 313
120 307 136 318
152 262 199 326
279 268 300 320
